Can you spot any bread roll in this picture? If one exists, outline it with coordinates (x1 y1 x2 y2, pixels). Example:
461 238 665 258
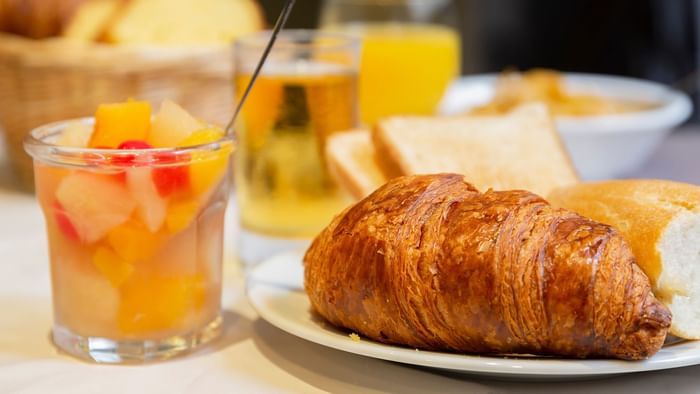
0 0 86 38
102 0 264 45
548 179 700 339
305 174 671 360
62 0 122 42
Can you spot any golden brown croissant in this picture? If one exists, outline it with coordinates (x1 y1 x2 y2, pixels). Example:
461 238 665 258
304 174 672 360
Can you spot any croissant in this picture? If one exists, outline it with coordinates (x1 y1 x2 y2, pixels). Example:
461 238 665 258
304 174 672 360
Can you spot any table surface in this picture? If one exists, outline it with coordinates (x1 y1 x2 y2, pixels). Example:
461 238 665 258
0 130 699 394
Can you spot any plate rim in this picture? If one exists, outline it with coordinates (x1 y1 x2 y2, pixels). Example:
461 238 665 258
246 252 700 378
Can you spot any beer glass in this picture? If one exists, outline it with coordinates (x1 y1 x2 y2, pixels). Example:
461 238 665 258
234 30 360 263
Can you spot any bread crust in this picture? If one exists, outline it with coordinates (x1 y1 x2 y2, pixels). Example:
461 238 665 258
0 0 86 38
305 174 671 360
548 179 700 285
371 121 405 179
326 130 387 199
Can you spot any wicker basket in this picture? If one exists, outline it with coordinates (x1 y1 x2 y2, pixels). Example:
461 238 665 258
0 33 234 190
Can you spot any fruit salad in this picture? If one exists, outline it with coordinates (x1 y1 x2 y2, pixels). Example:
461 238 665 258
28 100 232 344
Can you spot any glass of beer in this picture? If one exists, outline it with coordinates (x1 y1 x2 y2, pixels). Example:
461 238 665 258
234 30 360 264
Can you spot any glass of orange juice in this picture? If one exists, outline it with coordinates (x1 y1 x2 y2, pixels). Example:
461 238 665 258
320 0 461 125
24 102 233 363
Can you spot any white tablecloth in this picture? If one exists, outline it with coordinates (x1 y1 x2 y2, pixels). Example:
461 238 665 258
1 131 700 394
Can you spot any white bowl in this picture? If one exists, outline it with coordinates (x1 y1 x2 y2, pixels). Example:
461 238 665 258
439 73 693 180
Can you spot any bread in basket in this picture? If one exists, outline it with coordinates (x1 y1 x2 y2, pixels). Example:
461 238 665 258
0 0 264 189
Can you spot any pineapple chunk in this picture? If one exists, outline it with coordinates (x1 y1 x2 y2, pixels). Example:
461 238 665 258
148 100 203 148
56 172 137 243
90 100 151 148
92 247 134 288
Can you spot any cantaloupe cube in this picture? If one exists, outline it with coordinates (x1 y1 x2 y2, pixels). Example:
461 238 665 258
177 127 224 147
148 100 203 148
107 220 163 263
92 246 134 288
178 128 231 196
117 274 207 335
90 100 151 148
165 199 200 233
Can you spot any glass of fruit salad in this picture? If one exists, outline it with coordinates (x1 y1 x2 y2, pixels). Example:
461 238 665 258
24 99 234 363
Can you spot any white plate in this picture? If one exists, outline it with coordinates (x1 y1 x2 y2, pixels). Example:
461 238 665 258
246 251 700 381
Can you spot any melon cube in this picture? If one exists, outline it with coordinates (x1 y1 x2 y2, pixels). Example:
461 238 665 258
57 121 93 147
55 172 137 243
126 167 167 232
53 262 119 337
90 100 151 148
148 100 203 148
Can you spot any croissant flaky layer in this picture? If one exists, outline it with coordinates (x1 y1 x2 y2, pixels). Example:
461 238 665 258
304 174 672 360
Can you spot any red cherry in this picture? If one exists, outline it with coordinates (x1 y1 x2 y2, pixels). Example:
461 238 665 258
152 162 190 197
117 140 153 150
53 200 79 241
112 140 153 166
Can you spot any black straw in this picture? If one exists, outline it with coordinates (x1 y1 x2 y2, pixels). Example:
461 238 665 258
226 0 297 134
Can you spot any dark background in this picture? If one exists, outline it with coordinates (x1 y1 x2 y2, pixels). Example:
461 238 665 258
259 0 698 119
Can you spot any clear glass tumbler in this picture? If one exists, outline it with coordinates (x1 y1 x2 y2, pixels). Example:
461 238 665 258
233 30 360 264
25 119 234 363
320 0 461 126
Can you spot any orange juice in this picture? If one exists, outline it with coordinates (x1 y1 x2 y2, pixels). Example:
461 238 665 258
329 23 460 125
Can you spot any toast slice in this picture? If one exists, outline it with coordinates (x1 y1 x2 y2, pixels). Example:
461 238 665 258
373 103 578 197
325 130 386 199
